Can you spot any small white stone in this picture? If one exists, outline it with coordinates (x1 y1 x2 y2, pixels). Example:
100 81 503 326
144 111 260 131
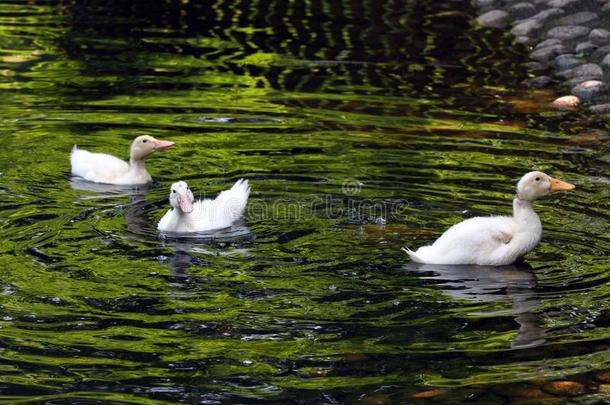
552 95 580 109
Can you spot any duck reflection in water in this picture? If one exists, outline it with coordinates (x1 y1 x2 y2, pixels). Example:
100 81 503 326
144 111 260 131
70 177 152 232
160 224 252 280
404 262 546 349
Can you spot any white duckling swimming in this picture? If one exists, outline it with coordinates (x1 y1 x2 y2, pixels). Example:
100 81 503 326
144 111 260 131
71 135 175 185
404 171 575 266
157 179 250 233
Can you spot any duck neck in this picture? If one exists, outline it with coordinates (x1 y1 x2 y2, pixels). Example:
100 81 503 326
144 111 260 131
512 196 540 229
129 156 144 170
128 157 149 175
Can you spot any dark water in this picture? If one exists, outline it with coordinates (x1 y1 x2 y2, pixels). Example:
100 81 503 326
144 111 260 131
0 0 609 403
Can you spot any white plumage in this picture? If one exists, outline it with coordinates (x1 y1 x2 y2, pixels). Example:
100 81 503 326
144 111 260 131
404 171 575 266
158 179 250 233
70 135 174 185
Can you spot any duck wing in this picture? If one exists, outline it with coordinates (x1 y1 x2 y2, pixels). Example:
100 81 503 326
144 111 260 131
190 179 250 231
71 146 130 183
408 216 517 265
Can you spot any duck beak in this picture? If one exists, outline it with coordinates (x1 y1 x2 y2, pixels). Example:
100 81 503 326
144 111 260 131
177 191 194 213
152 138 175 151
549 176 575 192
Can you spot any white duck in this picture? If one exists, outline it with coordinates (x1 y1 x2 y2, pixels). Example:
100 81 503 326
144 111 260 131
404 171 575 266
158 179 250 233
71 135 175 185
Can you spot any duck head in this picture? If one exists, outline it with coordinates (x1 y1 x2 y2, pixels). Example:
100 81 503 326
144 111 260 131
516 171 575 201
169 181 194 213
130 135 175 161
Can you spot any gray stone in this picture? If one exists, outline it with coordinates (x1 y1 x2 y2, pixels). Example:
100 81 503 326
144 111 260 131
576 42 598 55
603 3 610 12
557 67 582 79
548 0 578 7
548 25 591 40
477 10 510 28
592 45 610 59
571 80 608 101
602 54 610 69
509 2 537 19
512 19 542 36
530 8 565 22
555 54 582 70
590 103 610 113
515 36 531 44
535 38 562 50
570 63 604 78
525 61 545 70
530 76 553 87
473 0 498 6
532 44 566 62
558 12 599 26
590 29 610 43
566 76 600 86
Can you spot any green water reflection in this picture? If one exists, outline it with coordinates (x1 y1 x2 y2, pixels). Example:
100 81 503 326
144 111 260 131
0 0 609 403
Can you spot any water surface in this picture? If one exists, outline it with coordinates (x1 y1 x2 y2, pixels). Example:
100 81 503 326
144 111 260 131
0 0 609 403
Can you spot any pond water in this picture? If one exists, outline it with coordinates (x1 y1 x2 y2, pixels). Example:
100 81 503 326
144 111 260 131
0 0 609 403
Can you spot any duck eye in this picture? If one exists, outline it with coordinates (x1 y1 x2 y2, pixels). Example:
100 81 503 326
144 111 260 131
535 177 540 181
172 189 176 193
142 139 147 143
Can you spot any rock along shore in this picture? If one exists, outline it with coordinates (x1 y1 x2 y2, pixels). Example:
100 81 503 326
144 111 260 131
474 0 610 113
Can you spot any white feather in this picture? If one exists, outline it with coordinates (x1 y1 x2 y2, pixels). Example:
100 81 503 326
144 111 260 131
158 179 250 233
404 171 573 266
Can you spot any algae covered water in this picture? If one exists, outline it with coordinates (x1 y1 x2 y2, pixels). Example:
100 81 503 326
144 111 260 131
0 0 609 403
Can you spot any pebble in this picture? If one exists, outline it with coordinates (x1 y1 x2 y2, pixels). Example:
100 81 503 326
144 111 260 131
512 19 542 36
531 75 553 87
548 0 578 7
548 25 591 40
535 38 562 50
530 8 565 22
552 95 580 108
557 11 599 26
542 380 586 396
571 80 607 101
509 2 537 19
589 28 610 43
592 45 610 59
590 103 610 113
566 75 600 86
525 61 545 70
532 44 566 62
473 0 498 7
569 63 604 78
576 41 598 55
555 54 583 70
477 9 510 28
601 54 610 69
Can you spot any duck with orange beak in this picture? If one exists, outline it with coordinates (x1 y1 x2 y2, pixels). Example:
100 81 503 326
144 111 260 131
404 171 575 266
71 135 175 185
